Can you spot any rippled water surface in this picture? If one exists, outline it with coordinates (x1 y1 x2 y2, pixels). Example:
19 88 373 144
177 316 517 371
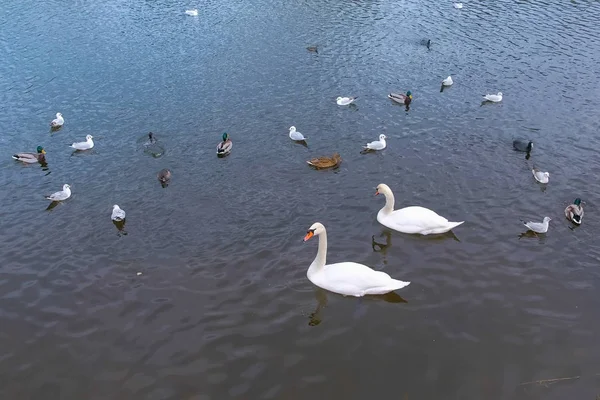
2 0 600 398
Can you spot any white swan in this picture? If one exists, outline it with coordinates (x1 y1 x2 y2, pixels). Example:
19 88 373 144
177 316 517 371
50 113 64 128
336 96 357 105
363 134 387 151
70 135 94 151
111 205 126 221
483 92 502 102
532 168 549 183
442 76 453 86
303 222 410 296
375 183 464 235
185 9 198 16
289 126 307 141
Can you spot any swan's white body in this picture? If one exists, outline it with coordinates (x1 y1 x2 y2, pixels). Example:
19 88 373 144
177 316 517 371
442 76 453 86
45 184 71 201
70 135 94 151
523 217 551 233
483 92 503 102
304 223 410 296
363 134 387 151
453 3 463 9
336 96 357 106
185 9 198 16
51 113 64 127
289 126 307 141
532 169 549 184
375 183 464 235
111 205 126 221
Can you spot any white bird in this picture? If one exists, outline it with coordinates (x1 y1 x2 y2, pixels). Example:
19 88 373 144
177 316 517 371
303 222 410 296
363 134 387 151
453 3 463 9
185 9 198 16
336 96 358 106
45 184 71 202
70 135 94 151
532 168 549 184
111 205 126 221
50 113 64 128
289 126 307 141
442 76 454 86
523 217 551 233
375 183 464 235
483 92 503 102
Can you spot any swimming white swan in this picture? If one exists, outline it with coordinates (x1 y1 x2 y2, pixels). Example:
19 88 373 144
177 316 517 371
303 222 410 296
375 183 464 235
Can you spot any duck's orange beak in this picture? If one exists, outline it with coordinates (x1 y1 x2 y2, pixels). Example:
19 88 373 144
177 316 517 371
303 231 314 242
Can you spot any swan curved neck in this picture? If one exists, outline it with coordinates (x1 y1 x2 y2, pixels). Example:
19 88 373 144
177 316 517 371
309 231 327 272
380 189 395 214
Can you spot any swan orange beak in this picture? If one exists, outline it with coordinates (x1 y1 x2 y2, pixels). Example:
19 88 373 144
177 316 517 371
375 190 379 196
303 231 314 242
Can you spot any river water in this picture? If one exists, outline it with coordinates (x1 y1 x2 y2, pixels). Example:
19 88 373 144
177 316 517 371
1 0 600 398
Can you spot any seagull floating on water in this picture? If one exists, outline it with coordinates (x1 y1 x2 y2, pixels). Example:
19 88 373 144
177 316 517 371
483 92 503 102
453 3 463 9
50 113 64 128
362 134 387 151
442 76 453 86
70 135 94 151
185 9 198 16
336 96 358 106
111 205 126 221
522 216 551 234
289 126 307 141
532 168 549 184
45 184 71 202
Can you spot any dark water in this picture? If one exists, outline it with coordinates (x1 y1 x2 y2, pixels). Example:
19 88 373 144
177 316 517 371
2 0 600 398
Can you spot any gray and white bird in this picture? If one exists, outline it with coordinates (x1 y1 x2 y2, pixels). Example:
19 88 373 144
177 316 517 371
111 205 126 221
522 216 551 233
336 96 358 106
289 126 307 141
483 92 503 102
363 134 387 151
70 135 94 151
50 113 64 128
45 184 71 201
532 168 549 183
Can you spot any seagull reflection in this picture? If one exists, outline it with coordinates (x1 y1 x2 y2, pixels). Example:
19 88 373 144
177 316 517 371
113 219 128 236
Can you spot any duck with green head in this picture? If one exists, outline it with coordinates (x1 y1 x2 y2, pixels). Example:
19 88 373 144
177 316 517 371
13 146 46 164
387 90 413 107
217 132 232 156
565 198 584 225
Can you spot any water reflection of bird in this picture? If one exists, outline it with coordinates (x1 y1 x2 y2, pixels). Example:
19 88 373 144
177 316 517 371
144 132 165 158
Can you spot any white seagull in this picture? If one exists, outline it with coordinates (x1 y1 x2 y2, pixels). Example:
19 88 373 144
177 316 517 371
442 76 454 86
111 205 126 221
483 92 503 102
70 135 94 151
532 168 549 184
522 217 551 233
185 9 198 16
289 126 307 141
363 134 387 151
336 96 358 106
45 184 71 202
453 3 463 9
50 113 64 128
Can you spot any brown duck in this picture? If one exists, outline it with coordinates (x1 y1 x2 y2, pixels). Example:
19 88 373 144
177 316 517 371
307 153 342 169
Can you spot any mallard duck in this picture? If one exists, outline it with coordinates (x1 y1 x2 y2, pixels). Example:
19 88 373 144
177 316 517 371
13 146 46 164
565 198 584 225
70 135 94 151
217 132 232 156
483 92 503 102
45 184 71 201
513 140 533 153
388 91 412 106
336 96 358 106
307 46 318 53
157 169 172 187
307 153 342 169
50 113 64 128
111 205 126 221
522 217 551 233
532 168 549 184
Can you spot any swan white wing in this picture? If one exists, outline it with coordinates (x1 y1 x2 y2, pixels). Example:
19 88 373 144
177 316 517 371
378 206 455 234
289 131 306 141
311 262 409 296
